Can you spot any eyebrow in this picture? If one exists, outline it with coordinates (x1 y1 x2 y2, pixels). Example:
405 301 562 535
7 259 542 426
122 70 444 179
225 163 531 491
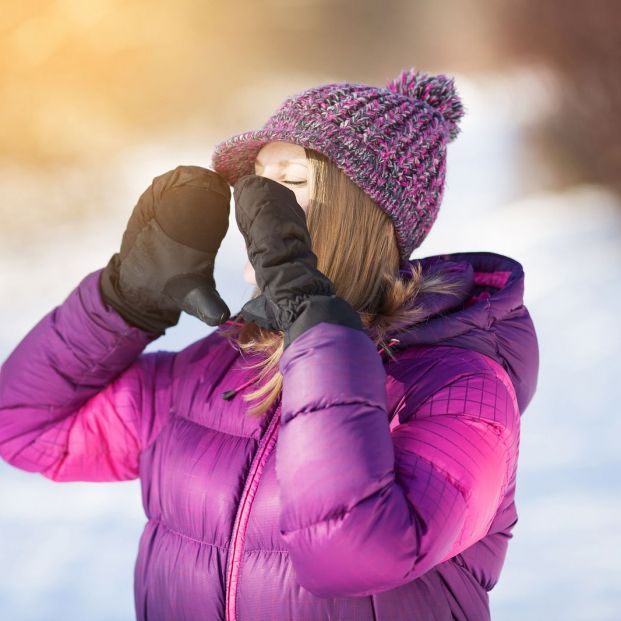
254 158 308 168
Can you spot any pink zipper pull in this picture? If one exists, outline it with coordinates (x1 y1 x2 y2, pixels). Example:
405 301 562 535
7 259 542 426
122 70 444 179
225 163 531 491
221 374 259 401
224 319 245 327
377 338 400 357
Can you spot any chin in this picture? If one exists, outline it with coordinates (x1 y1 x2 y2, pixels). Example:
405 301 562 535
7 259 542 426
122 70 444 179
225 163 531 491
243 261 257 285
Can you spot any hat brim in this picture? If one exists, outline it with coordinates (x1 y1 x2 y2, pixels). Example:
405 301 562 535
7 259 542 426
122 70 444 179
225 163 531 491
210 127 324 187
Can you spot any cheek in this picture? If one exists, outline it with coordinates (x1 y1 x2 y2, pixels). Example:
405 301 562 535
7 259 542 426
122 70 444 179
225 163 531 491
295 188 310 212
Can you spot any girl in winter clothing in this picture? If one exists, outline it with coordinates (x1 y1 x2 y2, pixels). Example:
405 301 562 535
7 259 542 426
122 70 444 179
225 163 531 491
0 68 539 621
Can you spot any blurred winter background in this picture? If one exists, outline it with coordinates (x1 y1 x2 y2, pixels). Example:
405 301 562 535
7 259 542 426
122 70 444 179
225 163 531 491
0 1 619 619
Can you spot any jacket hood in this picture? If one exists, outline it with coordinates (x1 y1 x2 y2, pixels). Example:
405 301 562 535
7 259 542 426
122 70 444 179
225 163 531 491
221 250 539 416
392 250 539 414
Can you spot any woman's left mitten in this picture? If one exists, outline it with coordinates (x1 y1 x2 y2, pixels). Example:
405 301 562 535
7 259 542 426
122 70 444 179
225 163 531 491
233 174 363 347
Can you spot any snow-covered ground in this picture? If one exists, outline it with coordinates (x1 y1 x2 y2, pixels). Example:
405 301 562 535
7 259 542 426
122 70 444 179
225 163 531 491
1 70 619 620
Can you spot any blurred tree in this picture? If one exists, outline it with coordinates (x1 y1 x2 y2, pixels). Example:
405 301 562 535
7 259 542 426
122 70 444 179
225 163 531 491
499 0 621 195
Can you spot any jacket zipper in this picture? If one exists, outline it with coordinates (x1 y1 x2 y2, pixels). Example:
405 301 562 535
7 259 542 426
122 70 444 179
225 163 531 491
221 334 399 619
225 400 282 621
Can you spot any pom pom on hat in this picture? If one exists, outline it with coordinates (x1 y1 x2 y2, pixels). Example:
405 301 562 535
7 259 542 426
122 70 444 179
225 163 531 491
385 68 465 141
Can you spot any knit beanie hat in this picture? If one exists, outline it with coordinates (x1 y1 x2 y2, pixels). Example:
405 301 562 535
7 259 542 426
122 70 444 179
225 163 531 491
210 67 465 263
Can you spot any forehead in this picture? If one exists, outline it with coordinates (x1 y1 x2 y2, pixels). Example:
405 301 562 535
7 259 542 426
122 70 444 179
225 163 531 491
255 141 307 165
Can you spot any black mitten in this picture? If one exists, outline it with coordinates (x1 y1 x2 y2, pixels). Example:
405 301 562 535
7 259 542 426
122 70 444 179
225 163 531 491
233 174 363 348
100 165 231 334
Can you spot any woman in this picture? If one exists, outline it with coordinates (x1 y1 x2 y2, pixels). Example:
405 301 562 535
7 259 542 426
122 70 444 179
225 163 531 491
0 68 539 620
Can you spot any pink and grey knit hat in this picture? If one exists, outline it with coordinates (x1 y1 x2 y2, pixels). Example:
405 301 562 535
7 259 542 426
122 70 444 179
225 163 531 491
210 67 465 262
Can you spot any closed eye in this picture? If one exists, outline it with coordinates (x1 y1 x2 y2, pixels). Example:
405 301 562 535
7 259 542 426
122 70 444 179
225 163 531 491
284 180 306 185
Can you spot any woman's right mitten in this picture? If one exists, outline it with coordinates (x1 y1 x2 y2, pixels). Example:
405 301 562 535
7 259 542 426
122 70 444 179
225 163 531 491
99 165 232 334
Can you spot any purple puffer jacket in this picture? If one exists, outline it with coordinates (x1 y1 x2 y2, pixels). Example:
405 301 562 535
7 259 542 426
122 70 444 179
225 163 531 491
0 250 539 621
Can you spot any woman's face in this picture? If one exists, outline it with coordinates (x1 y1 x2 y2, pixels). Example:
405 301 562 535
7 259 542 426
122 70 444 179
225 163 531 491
243 141 310 285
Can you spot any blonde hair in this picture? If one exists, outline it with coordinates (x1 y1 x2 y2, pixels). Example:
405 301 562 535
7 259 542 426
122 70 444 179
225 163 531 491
219 148 465 417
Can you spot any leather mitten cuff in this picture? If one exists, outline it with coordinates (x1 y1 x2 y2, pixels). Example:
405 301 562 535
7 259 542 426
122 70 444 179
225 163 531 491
283 294 364 350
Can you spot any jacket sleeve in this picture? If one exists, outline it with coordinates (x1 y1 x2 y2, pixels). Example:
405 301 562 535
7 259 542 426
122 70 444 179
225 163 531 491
0 269 176 482
275 321 519 598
